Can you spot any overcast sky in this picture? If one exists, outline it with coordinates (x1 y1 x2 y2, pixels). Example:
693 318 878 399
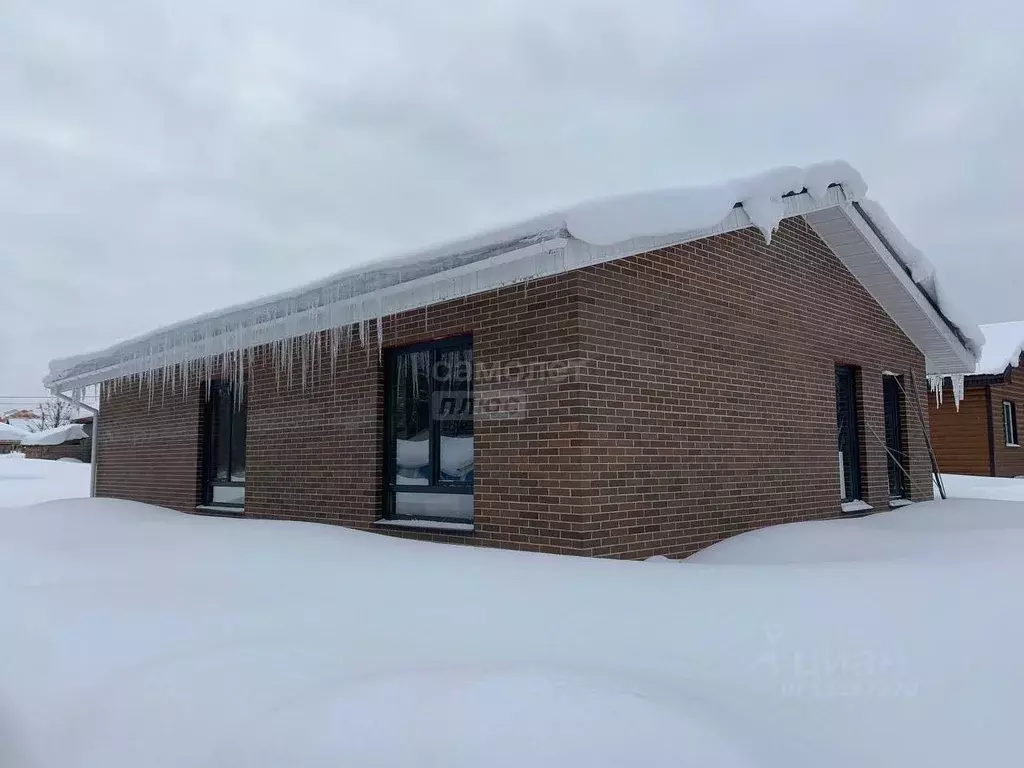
2 0 1021 404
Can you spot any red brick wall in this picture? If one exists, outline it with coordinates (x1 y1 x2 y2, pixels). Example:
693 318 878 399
94 216 933 558
572 218 932 558
95 383 204 511
930 385 991 477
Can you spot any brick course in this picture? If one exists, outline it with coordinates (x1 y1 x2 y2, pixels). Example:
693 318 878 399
95 217 934 558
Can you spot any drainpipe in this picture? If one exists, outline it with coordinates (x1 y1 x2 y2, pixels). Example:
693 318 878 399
52 392 99 498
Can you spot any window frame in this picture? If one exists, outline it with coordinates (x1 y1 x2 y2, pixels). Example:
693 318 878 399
882 375 908 499
835 365 863 504
383 335 473 524
202 381 247 508
1003 401 1019 448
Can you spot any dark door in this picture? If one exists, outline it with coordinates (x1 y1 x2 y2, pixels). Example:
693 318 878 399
883 376 907 499
835 366 861 502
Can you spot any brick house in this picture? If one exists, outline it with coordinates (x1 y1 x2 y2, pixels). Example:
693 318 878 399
20 422 91 462
931 321 1024 478
43 162 977 558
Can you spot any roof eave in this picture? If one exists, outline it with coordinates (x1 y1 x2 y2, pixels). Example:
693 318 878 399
803 203 976 375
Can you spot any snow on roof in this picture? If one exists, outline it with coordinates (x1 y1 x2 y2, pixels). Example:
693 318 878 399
44 160 979 391
0 423 27 442
973 321 1024 376
3 418 37 433
20 422 88 446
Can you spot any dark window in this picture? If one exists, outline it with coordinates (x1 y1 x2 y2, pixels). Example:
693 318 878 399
384 336 473 523
203 382 247 507
835 366 862 503
1003 401 1019 447
883 376 907 499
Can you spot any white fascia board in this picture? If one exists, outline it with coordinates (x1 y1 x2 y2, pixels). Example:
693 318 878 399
843 205 975 374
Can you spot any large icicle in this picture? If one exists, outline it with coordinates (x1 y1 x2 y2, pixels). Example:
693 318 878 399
928 374 964 411
950 373 965 411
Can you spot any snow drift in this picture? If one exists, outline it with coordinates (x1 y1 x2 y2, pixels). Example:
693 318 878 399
1 494 1023 767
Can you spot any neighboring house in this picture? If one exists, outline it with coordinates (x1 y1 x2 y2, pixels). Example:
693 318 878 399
930 321 1024 478
1 409 40 433
0 422 27 454
20 423 91 462
43 162 977 559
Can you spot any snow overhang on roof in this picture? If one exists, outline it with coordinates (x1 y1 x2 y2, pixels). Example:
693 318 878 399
968 321 1024 376
20 422 89 446
0 423 28 442
44 160 979 394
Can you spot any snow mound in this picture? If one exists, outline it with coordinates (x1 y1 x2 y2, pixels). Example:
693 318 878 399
0 454 91 507
1 496 1023 767
687 500 1024 565
196 669 757 768
0 423 28 442
20 422 88 446
942 473 1024 502
565 160 866 247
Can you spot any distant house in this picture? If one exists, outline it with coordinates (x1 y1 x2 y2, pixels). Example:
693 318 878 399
20 422 91 462
42 161 977 559
2 409 40 433
0 422 27 454
931 321 1024 478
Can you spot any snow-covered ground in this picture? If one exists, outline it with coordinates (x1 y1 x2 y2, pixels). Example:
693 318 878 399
0 453 91 507
1 473 1023 766
942 472 1024 501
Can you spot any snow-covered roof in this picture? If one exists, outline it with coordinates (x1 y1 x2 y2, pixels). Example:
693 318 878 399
3 418 37 433
0 423 27 442
44 160 979 392
973 321 1024 376
21 423 89 446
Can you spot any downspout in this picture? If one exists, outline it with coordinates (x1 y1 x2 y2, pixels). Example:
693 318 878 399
52 392 99 498
985 385 996 477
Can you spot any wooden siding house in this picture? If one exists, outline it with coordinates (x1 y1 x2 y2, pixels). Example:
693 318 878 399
931 321 1024 478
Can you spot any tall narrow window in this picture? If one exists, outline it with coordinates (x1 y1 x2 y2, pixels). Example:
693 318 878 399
1003 401 1019 447
204 382 247 507
883 376 907 499
835 366 862 503
385 336 473 523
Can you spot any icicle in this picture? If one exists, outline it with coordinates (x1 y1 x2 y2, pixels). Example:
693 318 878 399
928 375 944 407
927 374 964 412
950 374 964 412
376 315 383 363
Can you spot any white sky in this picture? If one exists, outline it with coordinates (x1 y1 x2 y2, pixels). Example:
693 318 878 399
2 0 1022 399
